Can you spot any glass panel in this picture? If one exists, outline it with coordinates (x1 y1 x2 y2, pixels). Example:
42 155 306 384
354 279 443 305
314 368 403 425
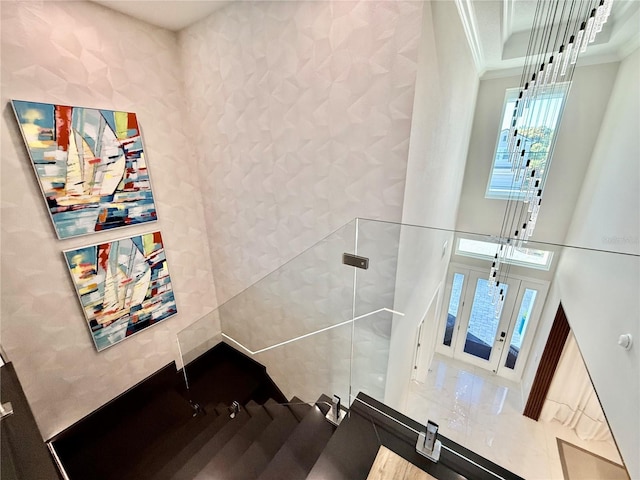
351 309 394 402
346 220 634 479
456 237 553 270
252 321 352 404
444 273 464 346
176 220 357 405
351 219 454 409
464 278 509 360
218 222 356 353
173 218 636 480
505 288 537 369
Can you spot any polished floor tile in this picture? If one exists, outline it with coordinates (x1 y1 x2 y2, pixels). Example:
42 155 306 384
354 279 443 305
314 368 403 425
406 354 623 480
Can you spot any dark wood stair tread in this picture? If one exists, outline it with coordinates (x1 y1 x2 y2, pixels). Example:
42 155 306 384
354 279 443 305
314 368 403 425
192 403 273 479
120 401 222 480
170 408 251 479
287 396 313 422
257 395 336 480
226 402 300 479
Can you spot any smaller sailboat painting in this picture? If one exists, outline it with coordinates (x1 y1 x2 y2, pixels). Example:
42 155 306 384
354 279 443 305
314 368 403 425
64 231 177 351
11 100 157 239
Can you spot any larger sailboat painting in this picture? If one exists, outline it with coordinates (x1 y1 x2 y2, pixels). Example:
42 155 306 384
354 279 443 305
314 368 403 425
64 232 177 351
11 100 157 239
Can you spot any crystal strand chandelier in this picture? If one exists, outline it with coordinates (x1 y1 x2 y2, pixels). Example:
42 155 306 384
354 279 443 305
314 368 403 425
489 0 614 316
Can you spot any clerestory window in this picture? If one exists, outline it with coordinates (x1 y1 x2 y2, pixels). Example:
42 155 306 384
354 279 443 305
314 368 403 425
485 84 568 200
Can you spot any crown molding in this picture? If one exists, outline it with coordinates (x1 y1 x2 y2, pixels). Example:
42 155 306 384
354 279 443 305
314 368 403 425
454 0 485 76
502 0 515 47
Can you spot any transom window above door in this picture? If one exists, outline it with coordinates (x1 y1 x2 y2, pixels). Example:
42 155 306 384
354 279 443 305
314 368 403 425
456 237 554 271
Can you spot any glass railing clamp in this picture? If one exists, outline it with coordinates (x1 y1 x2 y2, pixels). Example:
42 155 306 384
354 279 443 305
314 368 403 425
0 402 14 421
325 394 346 426
189 400 204 417
229 400 240 419
342 253 369 269
416 420 441 462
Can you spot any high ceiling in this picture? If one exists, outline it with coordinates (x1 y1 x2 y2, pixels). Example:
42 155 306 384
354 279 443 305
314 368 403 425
90 0 231 31
90 0 640 76
468 0 640 77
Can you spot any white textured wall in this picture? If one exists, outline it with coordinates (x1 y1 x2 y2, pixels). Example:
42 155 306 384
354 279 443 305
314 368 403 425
179 0 423 305
0 1 217 439
558 48 640 478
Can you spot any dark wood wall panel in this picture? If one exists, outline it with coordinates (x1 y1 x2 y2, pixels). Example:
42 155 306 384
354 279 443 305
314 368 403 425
523 303 570 420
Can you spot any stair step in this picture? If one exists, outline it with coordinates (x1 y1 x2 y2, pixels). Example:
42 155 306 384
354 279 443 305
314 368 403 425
120 401 222 480
225 401 300 479
257 395 336 480
287 396 312 422
170 406 251 480
141 403 232 480
58 388 192 480
262 398 286 419
192 402 273 479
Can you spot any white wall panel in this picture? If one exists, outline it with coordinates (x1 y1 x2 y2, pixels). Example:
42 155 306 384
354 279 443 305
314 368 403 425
179 0 423 305
559 48 640 478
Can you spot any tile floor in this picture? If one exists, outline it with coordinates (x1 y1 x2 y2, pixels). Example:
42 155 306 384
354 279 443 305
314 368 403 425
405 353 624 480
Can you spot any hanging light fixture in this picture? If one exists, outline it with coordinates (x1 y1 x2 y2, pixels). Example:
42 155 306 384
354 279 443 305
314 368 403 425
489 0 614 316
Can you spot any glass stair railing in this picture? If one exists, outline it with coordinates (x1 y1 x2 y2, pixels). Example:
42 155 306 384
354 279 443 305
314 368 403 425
177 217 638 480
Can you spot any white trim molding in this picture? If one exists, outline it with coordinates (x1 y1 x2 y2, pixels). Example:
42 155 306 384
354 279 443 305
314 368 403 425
502 0 515 47
454 0 485 74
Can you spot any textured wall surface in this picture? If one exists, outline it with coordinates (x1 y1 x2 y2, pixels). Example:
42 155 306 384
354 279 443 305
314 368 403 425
0 1 217 439
179 0 423 305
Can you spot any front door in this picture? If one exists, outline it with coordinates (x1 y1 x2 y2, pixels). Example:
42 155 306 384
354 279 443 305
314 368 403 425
452 270 518 372
436 266 548 379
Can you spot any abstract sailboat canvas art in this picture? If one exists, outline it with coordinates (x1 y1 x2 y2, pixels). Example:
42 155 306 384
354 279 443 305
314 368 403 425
64 232 177 351
11 100 157 239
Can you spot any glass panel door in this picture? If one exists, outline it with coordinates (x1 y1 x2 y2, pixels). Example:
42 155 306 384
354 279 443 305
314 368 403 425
504 288 537 369
496 279 549 381
463 277 509 360
436 269 467 357
444 272 465 347
453 271 518 372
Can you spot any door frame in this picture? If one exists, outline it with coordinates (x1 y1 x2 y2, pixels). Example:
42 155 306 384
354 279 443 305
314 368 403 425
496 277 549 381
436 263 549 381
435 265 470 358
412 284 443 384
452 268 520 372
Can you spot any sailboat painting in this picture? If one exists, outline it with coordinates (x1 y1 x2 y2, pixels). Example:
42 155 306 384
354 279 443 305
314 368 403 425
64 231 177 351
11 100 157 239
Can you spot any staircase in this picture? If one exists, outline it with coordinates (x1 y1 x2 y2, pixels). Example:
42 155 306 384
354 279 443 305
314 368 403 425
121 395 336 480
49 343 523 480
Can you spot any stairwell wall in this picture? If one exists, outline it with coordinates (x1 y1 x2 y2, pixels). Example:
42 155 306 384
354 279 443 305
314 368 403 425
178 0 423 306
385 1 479 411
554 48 640 478
178 1 424 404
0 1 217 440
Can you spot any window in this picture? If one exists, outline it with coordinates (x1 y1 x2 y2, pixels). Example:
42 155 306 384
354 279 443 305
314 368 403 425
442 272 464 347
486 84 568 200
505 288 537 369
456 237 554 271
